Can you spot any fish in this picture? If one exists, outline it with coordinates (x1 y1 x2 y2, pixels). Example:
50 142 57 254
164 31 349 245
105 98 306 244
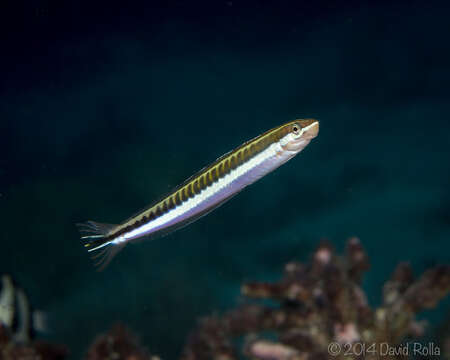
77 119 319 270
0 274 47 343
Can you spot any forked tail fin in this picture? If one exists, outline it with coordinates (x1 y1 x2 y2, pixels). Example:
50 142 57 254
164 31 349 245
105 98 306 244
76 221 124 271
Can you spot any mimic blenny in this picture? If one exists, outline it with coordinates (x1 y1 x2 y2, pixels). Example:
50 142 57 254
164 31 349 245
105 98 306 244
78 119 319 270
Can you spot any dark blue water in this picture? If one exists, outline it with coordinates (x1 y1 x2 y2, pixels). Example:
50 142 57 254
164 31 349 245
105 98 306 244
1 1 449 358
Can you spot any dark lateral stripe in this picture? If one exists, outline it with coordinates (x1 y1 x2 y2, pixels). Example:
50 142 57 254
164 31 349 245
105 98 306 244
109 122 294 238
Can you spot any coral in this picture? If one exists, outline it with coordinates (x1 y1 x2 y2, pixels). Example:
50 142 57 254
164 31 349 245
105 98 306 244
180 238 450 360
85 324 160 360
0 324 68 360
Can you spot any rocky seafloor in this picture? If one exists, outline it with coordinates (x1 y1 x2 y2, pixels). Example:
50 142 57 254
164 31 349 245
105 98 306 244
1 238 449 360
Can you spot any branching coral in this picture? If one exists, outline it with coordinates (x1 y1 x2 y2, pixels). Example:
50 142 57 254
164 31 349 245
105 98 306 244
180 238 450 360
1 239 448 360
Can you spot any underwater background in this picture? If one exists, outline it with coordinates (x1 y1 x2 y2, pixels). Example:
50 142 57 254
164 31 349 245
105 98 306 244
1 0 449 358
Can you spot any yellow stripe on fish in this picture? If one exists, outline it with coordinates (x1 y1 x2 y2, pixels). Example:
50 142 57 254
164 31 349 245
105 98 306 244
77 119 319 270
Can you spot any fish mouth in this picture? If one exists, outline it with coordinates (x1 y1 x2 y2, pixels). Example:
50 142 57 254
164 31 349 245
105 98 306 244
299 119 319 140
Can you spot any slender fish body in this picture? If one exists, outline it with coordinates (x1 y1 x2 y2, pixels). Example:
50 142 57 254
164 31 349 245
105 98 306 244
78 119 319 270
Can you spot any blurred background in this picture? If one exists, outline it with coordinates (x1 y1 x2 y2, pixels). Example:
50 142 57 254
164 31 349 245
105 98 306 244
1 0 449 358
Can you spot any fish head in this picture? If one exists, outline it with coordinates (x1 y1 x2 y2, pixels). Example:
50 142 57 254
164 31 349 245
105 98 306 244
282 118 319 151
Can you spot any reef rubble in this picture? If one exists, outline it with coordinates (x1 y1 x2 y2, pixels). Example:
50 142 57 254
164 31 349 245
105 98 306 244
180 238 450 360
0 323 68 360
85 324 160 360
0 323 159 360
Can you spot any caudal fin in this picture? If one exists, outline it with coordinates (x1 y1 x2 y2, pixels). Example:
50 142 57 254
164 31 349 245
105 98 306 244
76 221 123 271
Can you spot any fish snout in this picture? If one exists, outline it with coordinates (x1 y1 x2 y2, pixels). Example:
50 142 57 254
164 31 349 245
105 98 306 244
300 119 319 140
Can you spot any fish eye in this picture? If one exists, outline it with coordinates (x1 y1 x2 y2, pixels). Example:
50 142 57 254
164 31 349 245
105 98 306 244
292 124 301 135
